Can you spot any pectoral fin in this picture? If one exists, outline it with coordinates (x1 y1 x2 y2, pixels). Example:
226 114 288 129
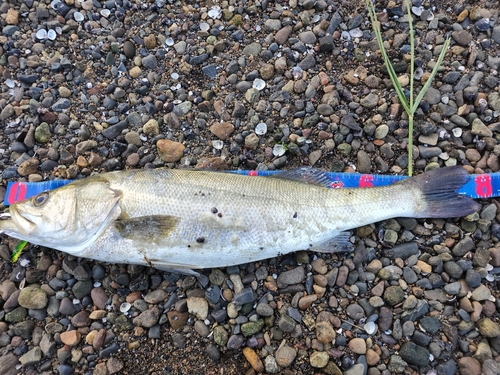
114 215 179 242
309 232 354 253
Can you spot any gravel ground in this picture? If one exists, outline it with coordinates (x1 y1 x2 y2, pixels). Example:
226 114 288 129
1 0 500 374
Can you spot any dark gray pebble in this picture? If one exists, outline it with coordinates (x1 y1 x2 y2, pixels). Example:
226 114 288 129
205 286 221 304
403 267 418 284
17 74 38 84
57 364 74 375
419 316 440 334
51 99 71 112
103 121 128 140
100 342 120 357
226 334 245 350
399 342 430 366
202 65 217 79
233 288 255 305
148 325 161 339
465 268 481 288
211 309 227 323
384 242 418 260
142 54 157 69
206 343 220 361
475 18 490 32
190 54 209 65
412 330 431 346
452 237 474 256
345 304 365 321
436 359 457 375
401 300 429 323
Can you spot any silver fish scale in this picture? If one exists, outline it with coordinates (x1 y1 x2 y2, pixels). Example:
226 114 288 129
83 169 421 269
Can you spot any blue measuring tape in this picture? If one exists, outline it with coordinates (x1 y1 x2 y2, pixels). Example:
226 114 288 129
3 170 498 206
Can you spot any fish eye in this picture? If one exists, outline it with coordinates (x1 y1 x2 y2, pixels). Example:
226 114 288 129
33 192 49 207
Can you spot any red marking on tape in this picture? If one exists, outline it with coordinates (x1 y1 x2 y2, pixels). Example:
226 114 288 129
474 174 492 198
359 174 374 188
248 170 258 176
8 182 27 205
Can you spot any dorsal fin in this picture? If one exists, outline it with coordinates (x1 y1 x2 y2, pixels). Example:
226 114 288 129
271 167 332 188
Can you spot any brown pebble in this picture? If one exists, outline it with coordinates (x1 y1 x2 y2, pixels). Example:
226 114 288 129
60 330 82 346
107 357 124 374
167 310 189 330
157 139 185 162
210 122 235 140
298 294 318 310
315 321 335 344
243 347 264 373
71 311 91 327
366 348 380 365
6 8 19 25
91 287 108 310
92 328 106 350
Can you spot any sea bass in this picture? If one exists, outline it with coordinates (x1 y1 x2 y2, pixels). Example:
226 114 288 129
0 167 479 274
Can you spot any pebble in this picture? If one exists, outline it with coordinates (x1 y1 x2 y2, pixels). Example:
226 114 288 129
310 351 329 368
399 342 430 366
60 330 81 346
315 321 335 344
348 338 366 354
243 347 264 373
157 139 185 162
277 266 304 286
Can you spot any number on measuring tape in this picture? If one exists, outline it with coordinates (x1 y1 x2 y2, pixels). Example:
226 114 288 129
474 174 492 198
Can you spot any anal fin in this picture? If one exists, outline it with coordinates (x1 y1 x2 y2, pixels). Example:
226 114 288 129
146 257 200 276
309 232 354 253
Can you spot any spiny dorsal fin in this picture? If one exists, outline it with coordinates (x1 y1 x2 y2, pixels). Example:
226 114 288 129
114 215 179 242
271 167 332 187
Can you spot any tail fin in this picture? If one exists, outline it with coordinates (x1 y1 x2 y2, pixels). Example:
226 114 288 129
404 166 481 218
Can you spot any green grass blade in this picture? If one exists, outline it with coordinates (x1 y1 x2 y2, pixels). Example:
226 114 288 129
366 0 411 114
407 0 415 110
411 37 451 115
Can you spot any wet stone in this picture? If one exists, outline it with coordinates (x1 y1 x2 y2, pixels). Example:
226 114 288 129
476 318 500 338
275 345 297 367
19 347 42 367
399 342 430 366
277 266 304 287
278 315 296 333
420 316 440 334
242 320 264 337
346 304 365 321
18 286 48 309
256 302 274 317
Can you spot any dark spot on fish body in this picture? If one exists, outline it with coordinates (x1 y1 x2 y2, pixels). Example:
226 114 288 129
196 237 205 243
217 212 223 218
259 247 264 250
293 212 298 219
211 207 218 214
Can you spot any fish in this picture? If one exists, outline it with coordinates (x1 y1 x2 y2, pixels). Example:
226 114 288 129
0 166 480 274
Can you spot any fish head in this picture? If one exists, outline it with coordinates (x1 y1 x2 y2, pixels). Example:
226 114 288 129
0 178 122 251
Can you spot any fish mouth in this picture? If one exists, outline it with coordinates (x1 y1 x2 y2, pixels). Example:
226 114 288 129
1 206 38 236
0 212 17 233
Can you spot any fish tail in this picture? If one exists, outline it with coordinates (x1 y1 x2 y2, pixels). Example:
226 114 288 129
406 166 481 218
